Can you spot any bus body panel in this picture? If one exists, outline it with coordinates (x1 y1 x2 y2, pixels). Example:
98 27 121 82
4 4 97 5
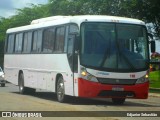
78 67 149 99
78 78 149 99
4 54 74 96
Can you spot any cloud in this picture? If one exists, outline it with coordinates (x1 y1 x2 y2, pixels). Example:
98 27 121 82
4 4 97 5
0 0 48 18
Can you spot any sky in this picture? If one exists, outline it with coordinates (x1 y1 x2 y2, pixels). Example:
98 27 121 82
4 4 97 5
156 41 160 53
0 0 48 18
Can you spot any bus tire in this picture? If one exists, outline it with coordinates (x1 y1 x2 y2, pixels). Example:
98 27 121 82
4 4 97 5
112 98 126 105
19 73 27 94
56 76 67 103
19 73 36 94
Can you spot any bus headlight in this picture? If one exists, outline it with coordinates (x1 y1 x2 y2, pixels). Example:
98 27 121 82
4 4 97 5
81 67 98 82
136 76 149 84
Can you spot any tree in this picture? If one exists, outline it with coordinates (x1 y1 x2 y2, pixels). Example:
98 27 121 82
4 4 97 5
142 0 160 38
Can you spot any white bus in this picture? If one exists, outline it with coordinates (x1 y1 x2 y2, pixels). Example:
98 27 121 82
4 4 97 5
4 15 154 104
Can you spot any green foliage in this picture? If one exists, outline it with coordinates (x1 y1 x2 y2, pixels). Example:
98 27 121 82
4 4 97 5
149 70 160 88
48 0 160 37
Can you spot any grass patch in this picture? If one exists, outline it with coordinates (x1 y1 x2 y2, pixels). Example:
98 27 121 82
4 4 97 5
149 70 160 88
149 89 160 93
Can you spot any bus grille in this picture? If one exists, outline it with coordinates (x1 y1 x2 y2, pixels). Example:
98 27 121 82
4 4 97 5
97 78 137 85
98 91 135 97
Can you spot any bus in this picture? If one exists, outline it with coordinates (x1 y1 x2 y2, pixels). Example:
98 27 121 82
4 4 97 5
4 15 155 104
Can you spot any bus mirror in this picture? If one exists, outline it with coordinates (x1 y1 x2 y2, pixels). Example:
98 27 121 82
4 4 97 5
150 40 155 53
148 33 155 53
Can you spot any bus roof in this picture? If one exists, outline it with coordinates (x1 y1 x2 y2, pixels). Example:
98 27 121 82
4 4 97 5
7 15 145 33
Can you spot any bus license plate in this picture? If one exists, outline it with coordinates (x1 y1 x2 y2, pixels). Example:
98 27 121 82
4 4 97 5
112 86 124 91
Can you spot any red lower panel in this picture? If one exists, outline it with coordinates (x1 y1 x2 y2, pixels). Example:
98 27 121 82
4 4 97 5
78 78 149 99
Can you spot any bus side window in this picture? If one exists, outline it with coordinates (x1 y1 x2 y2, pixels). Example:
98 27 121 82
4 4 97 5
15 33 23 53
37 30 42 52
32 31 38 52
43 28 55 53
67 35 74 54
32 30 42 53
67 24 79 54
55 26 65 53
7 34 15 53
23 32 32 53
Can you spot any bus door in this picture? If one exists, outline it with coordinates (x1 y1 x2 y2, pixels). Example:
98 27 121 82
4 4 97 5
66 24 79 96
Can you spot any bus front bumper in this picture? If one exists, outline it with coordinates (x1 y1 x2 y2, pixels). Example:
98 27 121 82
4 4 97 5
78 78 149 99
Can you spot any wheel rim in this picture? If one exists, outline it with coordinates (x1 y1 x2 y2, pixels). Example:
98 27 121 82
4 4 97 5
19 74 24 93
57 77 64 101
20 82 23 91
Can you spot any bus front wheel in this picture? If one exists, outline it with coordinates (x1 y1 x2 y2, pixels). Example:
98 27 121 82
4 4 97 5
56 76 67 103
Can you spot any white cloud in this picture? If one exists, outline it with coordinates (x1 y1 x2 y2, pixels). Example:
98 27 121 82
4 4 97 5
0 0 48 18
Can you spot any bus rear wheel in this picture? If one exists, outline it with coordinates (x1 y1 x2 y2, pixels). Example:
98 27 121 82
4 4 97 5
19 73 35 94
56 76 67 103
19 73 26 94
112 98 126 105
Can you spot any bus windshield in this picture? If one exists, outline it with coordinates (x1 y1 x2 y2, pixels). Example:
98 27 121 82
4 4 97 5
80 22 149 72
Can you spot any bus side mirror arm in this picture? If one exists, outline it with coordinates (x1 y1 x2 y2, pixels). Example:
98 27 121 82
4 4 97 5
150 41 155 53
148 33 155 53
